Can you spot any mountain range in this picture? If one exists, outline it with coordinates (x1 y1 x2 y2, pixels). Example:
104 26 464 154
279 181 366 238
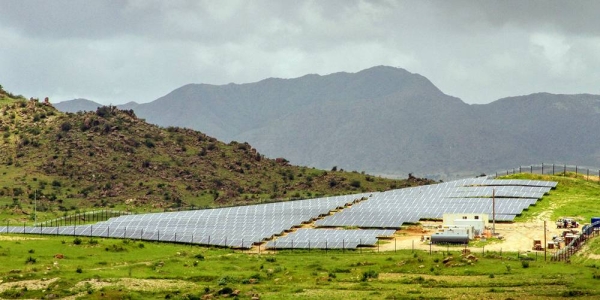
55 66 600 179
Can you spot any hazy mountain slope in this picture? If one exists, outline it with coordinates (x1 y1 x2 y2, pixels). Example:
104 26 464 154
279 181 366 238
55 67 600 178
54 98 103 113
474 93 600 168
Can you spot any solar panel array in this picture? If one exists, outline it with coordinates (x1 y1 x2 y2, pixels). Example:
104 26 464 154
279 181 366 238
3 194 369 249
314 178 556 228
265 228 395 249
1 178 557 249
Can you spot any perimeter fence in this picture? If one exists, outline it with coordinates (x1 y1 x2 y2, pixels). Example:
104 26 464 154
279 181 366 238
32 210 132 227
552 221 600 262
491 163 600 181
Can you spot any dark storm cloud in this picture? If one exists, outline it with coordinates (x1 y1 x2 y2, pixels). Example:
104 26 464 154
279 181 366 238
0 0 598 105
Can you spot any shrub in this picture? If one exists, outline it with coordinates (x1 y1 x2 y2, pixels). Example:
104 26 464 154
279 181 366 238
361 270 379 281
25 256 36 264
76 267 83 273
73 237 82 245
194 254 205 260
217 287 233 295
521 260 530 268
60 122 72 132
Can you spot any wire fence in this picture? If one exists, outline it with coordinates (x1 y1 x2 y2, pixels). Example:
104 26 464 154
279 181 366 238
33 210 132 227
491 163 600 181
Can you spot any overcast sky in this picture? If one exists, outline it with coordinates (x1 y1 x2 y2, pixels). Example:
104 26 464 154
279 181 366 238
1 0 599 105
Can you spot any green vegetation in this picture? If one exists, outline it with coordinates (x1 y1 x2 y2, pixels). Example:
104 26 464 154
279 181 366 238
508 172 600 222
0 234 599 299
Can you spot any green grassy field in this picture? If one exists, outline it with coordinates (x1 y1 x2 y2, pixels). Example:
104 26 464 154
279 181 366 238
0 173 599 299
509 172 600 222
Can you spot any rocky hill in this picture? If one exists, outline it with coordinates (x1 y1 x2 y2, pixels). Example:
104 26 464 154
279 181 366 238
1 95 428 223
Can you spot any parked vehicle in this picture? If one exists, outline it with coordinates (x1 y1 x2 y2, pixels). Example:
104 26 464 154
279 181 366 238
556 218 579 229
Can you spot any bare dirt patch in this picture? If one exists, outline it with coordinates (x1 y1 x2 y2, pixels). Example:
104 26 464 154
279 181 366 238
378 213 567 254
73 277 197 292
0 277 59 293
0 235 46 241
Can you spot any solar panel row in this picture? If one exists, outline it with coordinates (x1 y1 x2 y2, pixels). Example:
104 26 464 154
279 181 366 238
315 178 556 228
265 228 395 249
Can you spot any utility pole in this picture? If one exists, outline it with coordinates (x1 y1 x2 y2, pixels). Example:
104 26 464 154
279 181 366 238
544 221 547 261
492 188 496 236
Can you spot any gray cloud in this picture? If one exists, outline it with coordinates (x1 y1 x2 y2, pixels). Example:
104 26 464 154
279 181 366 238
0 0 598 105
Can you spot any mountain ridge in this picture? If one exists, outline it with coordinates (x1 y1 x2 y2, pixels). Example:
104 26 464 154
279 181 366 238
54 66 600 179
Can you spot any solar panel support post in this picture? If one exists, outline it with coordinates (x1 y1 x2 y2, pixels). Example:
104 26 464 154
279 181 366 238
342 240 344 253
530 165 533 173
90 225 92 238
587 169 589 181
141 229 143 241
553 164 555 175
564 164 566 175
175 233 177 243
542 163 544 174
107 226 110 238
124 227 127 239
576 166 578 176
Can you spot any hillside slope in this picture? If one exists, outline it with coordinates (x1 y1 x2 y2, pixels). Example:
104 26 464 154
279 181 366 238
0 97 427 223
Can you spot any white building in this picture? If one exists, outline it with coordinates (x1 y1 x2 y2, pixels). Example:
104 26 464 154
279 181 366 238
443 213 488 236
